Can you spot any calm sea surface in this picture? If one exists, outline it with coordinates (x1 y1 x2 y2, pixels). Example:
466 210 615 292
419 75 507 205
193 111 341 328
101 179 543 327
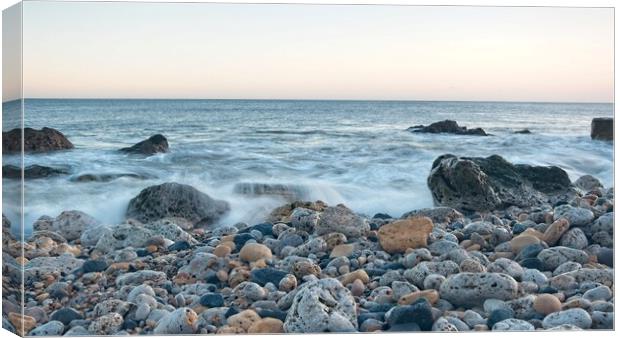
2 99 614 232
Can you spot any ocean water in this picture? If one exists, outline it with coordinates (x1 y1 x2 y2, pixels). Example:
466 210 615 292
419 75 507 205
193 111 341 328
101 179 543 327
2 99 614 233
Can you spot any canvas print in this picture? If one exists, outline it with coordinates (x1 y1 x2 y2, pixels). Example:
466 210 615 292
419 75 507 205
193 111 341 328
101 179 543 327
1 1 615 336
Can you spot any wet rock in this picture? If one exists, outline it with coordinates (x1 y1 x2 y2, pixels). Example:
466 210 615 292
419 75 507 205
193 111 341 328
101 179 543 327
119 134 169 155
251 268 288 286
408 120 488 136
378 217 433 253
542 308 592 329
590 117 613 141
126 182 229 227
574 175 604 192
289 208 320 232
46 210 100 241
428 154 571 212
316 205 370 238
3 164 69 179
153 308 199 334
283 278 357 333
3 127 74 153
439 273 519 306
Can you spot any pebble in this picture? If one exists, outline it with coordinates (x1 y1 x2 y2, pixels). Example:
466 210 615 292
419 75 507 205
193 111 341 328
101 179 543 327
439 273 518 306
200 293 224 308
487 308 514 327
330 244 355 258
50 307 83 326
248 318 284 333
387 299 434 331
88 313 124 335
153 308 199 334
492 318 535 331
239 243 272 262
533 294 562 315
377 217 433 253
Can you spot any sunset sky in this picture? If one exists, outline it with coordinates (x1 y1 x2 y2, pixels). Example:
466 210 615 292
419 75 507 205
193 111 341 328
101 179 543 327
3 1 614 102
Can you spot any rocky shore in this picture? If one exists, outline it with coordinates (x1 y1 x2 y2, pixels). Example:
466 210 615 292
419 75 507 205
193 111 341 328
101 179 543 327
2 151 614 335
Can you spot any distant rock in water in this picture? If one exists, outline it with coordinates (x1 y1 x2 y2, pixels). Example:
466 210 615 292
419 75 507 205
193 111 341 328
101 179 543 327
126 182 229 227
591 117 613 141
71 172 152 182
120 134 169 155
3 164 69 179
2 127 74 153
514 129 532 134
428 154 573 212
233 182 310 201
407 120 488 136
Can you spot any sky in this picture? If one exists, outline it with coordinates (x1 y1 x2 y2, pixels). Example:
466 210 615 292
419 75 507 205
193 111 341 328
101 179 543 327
2 1 615 102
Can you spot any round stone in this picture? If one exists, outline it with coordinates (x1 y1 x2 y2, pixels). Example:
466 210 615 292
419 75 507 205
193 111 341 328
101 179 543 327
533 294 561 315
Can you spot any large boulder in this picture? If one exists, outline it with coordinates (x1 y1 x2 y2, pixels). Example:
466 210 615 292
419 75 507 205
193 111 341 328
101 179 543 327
591 117 613 141
408 120 488 136
283 278 357 332
427 154 572 212
126 183 229 227
36 210 100 242
120 134 169 155
3 127 74 153
3 164 69 179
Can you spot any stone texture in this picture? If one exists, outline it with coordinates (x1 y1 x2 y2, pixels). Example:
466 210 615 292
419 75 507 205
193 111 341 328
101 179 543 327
378 217 433 253
439 273 519 306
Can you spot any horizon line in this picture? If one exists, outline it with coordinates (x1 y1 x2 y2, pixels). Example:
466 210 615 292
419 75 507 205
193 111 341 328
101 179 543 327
2 97 615 105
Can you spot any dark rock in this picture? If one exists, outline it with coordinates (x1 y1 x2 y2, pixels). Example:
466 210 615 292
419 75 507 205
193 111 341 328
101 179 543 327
539 286 558 294
487 308 514 327
372 213 392 220
387 298 433 331
119 134 169 155
250 268 288 286
407 120 488 136
387 323 421 332
168 240 191 252
50 308 83 326
358 312 385 326
71 173 150 182
239 223 273 237
256 309 287 321
516 243 545 261
3 127 74 153
122 319 137 331
136 249 150 257
233 233 255 248
3 164 69 179
224 307 239 318
519 258 544 270
126 182 229 227
514 129 532 134
366 303 394 313
591 117 613 141
199 293 224 308
81 259 108 273
597 248 613 267
427 154 572 212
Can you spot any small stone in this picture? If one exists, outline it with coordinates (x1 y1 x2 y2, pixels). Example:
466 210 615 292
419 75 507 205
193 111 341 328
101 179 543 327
432 317 458 331
239 243 272 262
510 234 542 254
339 269 370 285
227 309 261 331
583 285 612 302
214 244 232 257
248 318 284 333
559 228 588 250
387 299 434 331
398 290 439 305
279 274 297 292
487 308 514 327
50 307 83 325
492 318 535 331
82 259 108 273
200 293 224 308
327 312 357 332
439 273 518 306
377 217 433 253
350 279 365 297
553 205 594 227
9 313 37 336
541 218 570 245
330 244 354 258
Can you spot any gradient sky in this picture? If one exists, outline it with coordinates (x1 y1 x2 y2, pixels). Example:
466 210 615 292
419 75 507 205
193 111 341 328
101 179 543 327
3 2 615 102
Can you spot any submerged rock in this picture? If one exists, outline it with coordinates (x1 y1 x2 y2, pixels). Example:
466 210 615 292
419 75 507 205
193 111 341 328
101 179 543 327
427 154 572 212
119 134 169 155
407 120 488 136
233 182 309 201
3 164 69 179
3 127 74 153
591 117 613 141
126 182 229 226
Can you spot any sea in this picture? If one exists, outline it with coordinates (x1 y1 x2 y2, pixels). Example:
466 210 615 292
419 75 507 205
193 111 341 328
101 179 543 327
1 99 614 234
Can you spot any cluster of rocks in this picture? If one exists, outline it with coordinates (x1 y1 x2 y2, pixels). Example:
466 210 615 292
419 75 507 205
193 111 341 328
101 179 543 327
2 156 614 335
407 120 489 136
2 127 168 182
